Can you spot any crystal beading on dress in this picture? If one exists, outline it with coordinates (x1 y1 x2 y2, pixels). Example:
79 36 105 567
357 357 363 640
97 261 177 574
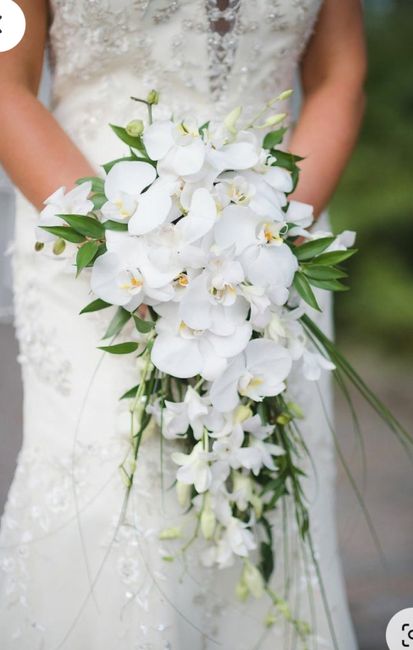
48 0 322 134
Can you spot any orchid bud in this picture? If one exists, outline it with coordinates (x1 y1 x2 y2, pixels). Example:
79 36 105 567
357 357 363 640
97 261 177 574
243 561 264 599
224 106 242 135
200 507 216 540
34 241 44 252
264 611 277 627
276 413 292 426
286 401 304 419
176 480 191 509
234 404 252 424
126 119 144 137
235 577 249 602
276 598 292 621
53 238 66 255
277 89 293 101
264 113 287 128
250 493 263 519
159 526 182 540
146 89 160 105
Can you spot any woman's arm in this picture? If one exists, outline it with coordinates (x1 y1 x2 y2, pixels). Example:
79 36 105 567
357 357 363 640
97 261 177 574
289 0 367 217
0 0 95 210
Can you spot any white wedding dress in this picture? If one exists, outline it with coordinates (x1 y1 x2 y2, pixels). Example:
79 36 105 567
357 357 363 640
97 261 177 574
0 1 358 648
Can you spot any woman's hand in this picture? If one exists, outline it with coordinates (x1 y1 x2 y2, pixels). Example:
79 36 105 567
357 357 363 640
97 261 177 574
0 0 95 210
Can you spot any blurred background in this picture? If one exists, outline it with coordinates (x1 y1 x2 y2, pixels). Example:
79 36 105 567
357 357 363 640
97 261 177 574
0 1 412 648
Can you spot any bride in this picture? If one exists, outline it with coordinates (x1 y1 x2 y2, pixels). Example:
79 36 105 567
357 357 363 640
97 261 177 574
0 1 366 648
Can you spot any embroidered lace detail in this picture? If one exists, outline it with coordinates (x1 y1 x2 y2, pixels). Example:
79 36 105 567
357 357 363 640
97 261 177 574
13 275 72 396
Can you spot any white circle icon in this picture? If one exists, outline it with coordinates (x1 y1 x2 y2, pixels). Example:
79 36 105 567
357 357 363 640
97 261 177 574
386 608 413 649
0 1 26 52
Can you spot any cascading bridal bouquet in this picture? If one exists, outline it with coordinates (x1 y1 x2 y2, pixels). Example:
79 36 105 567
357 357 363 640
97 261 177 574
35 90 410 641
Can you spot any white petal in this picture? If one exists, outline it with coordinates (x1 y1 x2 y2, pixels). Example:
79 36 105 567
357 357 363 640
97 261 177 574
151 334 203 378
208 142 260 172
104 161 156 201
128 185 172 235
209 355 245 412
242 244 298 289
143 121 174 160
264 166 293 193
90 252 131 306
286 200 314 228
214 206 259 255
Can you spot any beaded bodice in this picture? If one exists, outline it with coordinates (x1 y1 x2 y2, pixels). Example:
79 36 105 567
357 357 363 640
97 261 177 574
48 0 322 126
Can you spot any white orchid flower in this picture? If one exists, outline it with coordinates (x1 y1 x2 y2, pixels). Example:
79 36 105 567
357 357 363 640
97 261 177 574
328 230 357 251
214 205 298 300
202 517 256 568
206 128 261 173
210 338 292 412
206 248 245 307
158 386 210 440
213 173 256 210
143 118 206 178
301 347 335 381
265 306 306 360
239 284 271 329
37 183 93 243
306 229 356 250
285 200 314 237
212 425 263 476
178 268 248 335
151 301 252 380
250 161 293 207
171 441 213 493
174 187 217 244
100 161 156 223
90 231 175 310
243 414 285 471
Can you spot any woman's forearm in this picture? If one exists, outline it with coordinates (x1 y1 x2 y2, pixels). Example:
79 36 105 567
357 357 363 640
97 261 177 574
0 83 95 211
289 80 365 218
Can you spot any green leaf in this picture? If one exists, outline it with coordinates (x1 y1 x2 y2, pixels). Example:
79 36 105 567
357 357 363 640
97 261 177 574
76 240 101 276
98 342 139 355
91 193 107 210
120 384 139 400
311 249 358 266
40 226 86 243
199 121 210 137
57 214 105 239
110 124 146 154
293 271 321 311
294 237 336 262
75 176 105 193
103 307 131 339
103 220 128 232
80 298 111 314
306 277 349 292
263 127 288 150
300 313 413 454
102 155 137 175
270 149 304 172
302 265 348 281
259 542 274 584
133 315 155 333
